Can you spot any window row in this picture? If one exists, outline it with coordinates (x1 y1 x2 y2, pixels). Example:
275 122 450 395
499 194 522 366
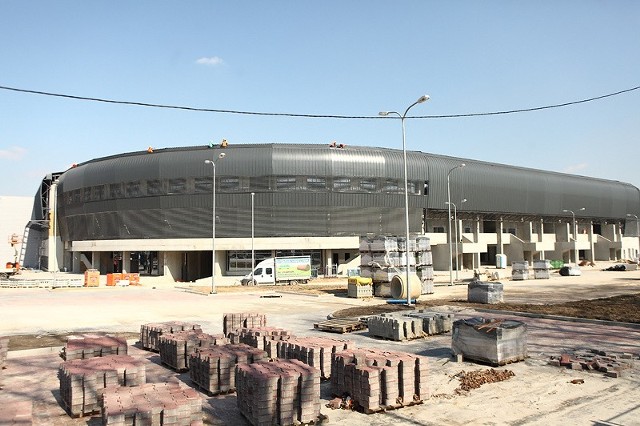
63 176 429 205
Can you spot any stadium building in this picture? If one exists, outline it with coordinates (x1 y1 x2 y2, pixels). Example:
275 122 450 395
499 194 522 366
16 143 640 282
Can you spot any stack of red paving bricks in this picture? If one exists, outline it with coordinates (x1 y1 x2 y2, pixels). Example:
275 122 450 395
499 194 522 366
228 327 292 358
139 321 202 352
236 359 321 426
274 336 354 379
62 334 128 360
331 348 428 413
100 379 203 426
189 343 268 395
223 313 267 336
549 349 638 378
59 355 146 417
158 331 229 371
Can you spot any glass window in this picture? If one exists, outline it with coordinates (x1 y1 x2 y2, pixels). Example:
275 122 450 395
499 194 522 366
433 226 445 233
220 177 240 192
147 179 165 195
306 176 327 191
359 179 378 193
168 178 187 194
275 176 297 191
83 188 91 202
382 179 400 193
126 181 142 197
194 177 212 193
266 267 273 275
250 176 271 191
333 177 351 192
91 185 106 201
226 250 272 275
109 183 124 199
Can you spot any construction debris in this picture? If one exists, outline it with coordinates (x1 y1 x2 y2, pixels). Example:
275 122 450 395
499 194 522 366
548 348 638 378
453 368 516 394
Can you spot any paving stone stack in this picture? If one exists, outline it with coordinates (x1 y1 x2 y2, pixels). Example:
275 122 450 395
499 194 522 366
511 261 529 280
100 380 202 426
330 348 428 413
139 321 202 352
403 310 455 335
275 336 354 379
236 359 321 426
467 281 504 304
451 317 527 365
359 235 433 297
158 331 228 371
189 344 268 395
61 335 128 361
0 336 8 369
228 327 293 358
59 355 146 417
367 313 424 341
223 313 267 336
0 400 32 425
347 276 373 298
533 259 551 279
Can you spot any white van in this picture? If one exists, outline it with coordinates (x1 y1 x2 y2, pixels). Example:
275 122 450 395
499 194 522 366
241 256 312 285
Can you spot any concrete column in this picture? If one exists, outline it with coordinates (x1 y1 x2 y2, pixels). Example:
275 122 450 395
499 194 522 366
325 249 333 276
497 218 504 254
122 251 131 274
91 251 100 270
588 221 595 262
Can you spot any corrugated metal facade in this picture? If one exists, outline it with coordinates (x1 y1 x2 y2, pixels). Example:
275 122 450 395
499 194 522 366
55 144 640 242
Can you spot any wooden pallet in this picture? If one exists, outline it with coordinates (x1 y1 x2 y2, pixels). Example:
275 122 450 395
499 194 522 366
313 318 367 334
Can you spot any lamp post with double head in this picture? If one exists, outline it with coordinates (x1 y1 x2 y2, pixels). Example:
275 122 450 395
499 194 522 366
446 198 467 281
379 94 430 306
562 207 585 266
204 152 226 294
447 163 465 285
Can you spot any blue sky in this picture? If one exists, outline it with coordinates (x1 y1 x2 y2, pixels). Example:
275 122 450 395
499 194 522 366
1 1 639 196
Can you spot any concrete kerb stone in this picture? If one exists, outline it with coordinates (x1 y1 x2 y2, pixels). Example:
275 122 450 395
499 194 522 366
474 308 640 330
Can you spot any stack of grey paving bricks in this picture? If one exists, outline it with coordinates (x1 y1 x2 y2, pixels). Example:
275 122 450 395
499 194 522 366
223 313 267 336
367 313 425 341
511 261 529 280
140 321 202 352
189 344 268 395
275 336 353 379
0 400 32 425
229 327 292 358
533 259 551 279
61 335 128 360
404 310 454 335
331 348 428 413
467 281 504 304
59 355 146 417
158 330 228 371
100 380 202 426
451 317 527 365
0 336 8 388
359 235 434 297
236 359 321 426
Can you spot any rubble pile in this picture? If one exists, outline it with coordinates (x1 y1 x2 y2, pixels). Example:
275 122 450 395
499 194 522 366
548 348 638 378
454 368 515 393
61 335 128 360
236 359 321 426
189 344 267 395
59 355 146 417
139 321 202 352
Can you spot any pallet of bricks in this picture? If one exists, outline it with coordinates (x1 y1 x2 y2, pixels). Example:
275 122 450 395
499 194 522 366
358 235 434 296
511 261 529 280
61 334 128 360
331 347 428 413
451 317 527 365
228 326 292 358
223 313 267 336
368 310 454 341
59 355 145 417
274 336 354 379
158 330 229 371
100 379 203 426
139 321 202 352
236 359 321 426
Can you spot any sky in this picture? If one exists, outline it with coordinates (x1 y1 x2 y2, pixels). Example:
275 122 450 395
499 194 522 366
0 1 639 197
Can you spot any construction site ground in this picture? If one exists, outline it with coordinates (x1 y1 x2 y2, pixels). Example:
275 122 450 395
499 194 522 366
1 261 639 425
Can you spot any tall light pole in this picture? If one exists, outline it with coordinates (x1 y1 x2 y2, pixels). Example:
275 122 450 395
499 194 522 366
379 94 430 306
204 152 226 294
446 198 467 281
563 207 585 266
627 213 639 260
251 192 255 284
447 163 465 285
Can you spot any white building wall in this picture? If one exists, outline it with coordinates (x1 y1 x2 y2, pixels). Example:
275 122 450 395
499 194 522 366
0 196 33 266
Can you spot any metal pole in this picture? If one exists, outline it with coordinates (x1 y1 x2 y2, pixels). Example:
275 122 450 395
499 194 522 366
379 95 429 306
454 203 459 281
251 192 255 284
446 164 465 285
205 152 225 294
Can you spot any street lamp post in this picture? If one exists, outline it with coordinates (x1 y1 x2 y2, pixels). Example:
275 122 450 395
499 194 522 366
627 213 639 260
379 94 430 306
447 163 465 285
251 192 255 285
204 152 226 294
562 207 585 266
446 198 467 282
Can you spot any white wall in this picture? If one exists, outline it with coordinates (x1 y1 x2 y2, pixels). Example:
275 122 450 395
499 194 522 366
0 196 33 265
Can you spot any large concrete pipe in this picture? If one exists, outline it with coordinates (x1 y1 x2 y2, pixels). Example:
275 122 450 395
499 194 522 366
390 273 422 300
